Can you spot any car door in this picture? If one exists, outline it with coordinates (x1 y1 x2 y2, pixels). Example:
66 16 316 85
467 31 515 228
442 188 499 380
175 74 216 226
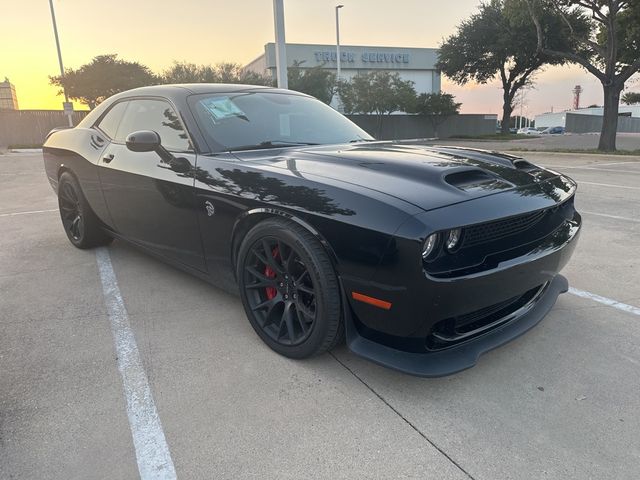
97 98 205 271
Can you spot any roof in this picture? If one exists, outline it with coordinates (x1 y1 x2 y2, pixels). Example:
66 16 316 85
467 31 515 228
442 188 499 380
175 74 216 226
112 83 276 97
76 83 299 129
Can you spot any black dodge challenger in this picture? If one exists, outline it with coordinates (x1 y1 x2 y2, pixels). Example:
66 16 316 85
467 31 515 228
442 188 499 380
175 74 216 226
43 84 581 376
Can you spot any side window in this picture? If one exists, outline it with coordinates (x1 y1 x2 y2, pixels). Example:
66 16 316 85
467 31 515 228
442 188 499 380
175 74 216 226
115 99 192 152
95 101 128 139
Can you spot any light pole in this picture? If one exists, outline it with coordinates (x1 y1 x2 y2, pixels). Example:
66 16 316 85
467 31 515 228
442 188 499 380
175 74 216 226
335 5 344 80
48 0 73 126
273 0 288 89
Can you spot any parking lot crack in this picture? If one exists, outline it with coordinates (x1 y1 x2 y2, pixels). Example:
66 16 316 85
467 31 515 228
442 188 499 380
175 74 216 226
330 352 476 480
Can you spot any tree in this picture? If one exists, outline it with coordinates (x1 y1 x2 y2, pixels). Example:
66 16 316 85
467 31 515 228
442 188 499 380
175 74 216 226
622 92 640 105
160 61 273 86
527 0 640 151
287 61 336 104
49 54 156 109
338 71 417 136
438 0 587 134
409 92 461 137
160 62 218 83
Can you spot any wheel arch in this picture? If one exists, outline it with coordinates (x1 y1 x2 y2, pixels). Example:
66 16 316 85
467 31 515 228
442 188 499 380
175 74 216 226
57 165 73 180
230 208 340 274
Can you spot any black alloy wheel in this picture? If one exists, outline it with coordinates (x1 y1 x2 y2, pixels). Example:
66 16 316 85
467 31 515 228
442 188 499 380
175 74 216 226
57 172 112 249
59 180 84 242
237 218 343 358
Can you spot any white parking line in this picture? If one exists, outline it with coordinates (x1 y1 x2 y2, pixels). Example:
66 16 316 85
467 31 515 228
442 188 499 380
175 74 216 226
580 211 640 223
95 248 177 480
0 208 58 218
542 165 640 175
568 287 640 316
579 181 640 191
589 161 640 167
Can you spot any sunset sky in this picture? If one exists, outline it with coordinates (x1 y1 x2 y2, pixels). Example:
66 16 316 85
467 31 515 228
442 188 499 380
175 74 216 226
0 0 621 115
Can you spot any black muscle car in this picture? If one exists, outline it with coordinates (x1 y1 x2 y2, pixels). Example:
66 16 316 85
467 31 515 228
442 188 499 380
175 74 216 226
43 84 581 377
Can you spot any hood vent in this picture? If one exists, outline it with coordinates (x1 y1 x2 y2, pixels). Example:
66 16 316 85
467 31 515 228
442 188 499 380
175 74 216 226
445 169 511 192
513 159 540 173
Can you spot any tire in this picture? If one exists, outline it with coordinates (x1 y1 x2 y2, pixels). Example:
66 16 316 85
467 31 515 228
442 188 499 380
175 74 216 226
58 171 112 249
237 218 343 359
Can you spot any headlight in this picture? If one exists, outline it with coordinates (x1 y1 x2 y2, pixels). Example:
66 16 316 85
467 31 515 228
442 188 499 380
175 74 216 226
422 233 438 260
445 228 462 252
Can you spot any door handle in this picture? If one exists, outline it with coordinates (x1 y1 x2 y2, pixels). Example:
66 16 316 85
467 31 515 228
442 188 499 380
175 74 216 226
103 154 115 164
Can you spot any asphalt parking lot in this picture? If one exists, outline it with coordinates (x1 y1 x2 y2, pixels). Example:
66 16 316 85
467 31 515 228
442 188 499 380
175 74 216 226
1 150 639 479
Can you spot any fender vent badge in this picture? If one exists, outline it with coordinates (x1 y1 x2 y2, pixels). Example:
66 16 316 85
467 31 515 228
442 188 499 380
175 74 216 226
204 201 215 216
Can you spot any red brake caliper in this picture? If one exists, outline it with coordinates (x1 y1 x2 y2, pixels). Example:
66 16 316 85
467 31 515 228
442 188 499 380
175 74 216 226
264 247 280 300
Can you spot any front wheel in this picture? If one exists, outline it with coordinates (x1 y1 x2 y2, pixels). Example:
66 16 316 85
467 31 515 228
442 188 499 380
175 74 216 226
237 218 343 359
58 171 112 249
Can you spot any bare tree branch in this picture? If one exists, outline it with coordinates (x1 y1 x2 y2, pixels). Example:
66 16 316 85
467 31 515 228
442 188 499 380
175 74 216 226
620 58 640 83
526 0 607 81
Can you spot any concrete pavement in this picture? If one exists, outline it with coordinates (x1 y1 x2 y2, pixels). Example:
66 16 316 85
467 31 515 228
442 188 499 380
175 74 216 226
1 151 639 479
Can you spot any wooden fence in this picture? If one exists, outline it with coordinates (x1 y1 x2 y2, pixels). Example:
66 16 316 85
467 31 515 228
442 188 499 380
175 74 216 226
0 110 89 148
1 110 498 148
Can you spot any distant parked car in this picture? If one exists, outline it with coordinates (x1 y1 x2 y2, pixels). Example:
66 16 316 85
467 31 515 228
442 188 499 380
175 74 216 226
517 127 539 135
541 126 565 135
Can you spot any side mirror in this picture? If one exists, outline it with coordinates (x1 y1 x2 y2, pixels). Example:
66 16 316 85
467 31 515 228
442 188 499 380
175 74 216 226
125 130 172 162
125 130 161 152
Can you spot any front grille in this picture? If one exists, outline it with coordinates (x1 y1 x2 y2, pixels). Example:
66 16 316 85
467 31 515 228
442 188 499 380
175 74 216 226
423 196 576 279
462 209 546 248
426 284 546 350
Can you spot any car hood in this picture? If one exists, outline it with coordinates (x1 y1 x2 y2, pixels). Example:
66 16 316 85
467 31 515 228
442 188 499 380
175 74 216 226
233 143 563 212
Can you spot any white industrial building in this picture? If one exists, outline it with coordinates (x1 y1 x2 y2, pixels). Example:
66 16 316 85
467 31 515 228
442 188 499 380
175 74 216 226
245 43 442 96
535 105 640 129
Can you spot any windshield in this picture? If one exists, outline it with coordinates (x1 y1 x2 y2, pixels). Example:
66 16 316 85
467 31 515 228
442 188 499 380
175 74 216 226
188 91 374 152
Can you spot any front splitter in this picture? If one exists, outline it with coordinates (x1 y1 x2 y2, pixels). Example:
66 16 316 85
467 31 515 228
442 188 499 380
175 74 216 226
343 274 569 377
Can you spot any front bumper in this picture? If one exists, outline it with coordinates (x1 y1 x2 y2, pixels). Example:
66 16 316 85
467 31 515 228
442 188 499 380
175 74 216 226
344 274 568 377
340 185 580 376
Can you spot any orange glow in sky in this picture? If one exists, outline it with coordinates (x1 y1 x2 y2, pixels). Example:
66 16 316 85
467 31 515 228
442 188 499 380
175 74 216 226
0 0 610 115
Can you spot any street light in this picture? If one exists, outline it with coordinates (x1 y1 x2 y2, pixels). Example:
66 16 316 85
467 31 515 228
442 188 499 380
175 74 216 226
335 5 344 80
48 0 73 126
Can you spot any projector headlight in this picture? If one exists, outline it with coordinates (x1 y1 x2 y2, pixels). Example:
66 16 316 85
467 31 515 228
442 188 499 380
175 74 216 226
445 228 462 252
422 233 439 260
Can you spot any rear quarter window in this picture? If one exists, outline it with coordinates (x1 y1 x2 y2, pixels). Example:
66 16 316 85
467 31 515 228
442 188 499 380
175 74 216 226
95 101 128 139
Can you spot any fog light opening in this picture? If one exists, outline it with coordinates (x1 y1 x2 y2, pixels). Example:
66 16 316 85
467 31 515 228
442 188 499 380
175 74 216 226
445 228 462 252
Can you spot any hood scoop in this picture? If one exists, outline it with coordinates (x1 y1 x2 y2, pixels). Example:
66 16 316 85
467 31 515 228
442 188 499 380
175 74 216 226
445 169 513 193
513 159 540 173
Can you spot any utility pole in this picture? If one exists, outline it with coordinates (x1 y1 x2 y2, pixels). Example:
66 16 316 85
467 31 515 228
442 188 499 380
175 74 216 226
335 5 344 79
273 0 288 89
48 0 73 126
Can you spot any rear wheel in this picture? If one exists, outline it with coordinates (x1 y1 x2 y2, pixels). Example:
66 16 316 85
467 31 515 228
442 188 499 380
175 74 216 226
237 218 343 359
58 172 112 249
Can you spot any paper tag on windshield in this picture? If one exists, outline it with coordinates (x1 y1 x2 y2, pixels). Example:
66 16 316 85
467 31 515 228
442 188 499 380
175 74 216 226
201 97 246 122
279 114 291 137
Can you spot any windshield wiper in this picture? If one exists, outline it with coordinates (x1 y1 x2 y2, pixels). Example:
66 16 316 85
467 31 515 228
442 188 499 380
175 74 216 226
228 140 319 152
348 138 375 143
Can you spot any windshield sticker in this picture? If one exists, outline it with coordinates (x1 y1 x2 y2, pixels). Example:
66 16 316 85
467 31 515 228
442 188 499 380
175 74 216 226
279 114 291 137
200 97 247 122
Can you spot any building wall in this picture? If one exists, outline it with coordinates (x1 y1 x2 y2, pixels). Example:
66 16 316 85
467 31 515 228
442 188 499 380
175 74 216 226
248 43 441 95
565 113 640 134
536 105 640 128
0 79 19 110
335 69 435 95
535 112 568 129
347 114 497 140
0 110 88 147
